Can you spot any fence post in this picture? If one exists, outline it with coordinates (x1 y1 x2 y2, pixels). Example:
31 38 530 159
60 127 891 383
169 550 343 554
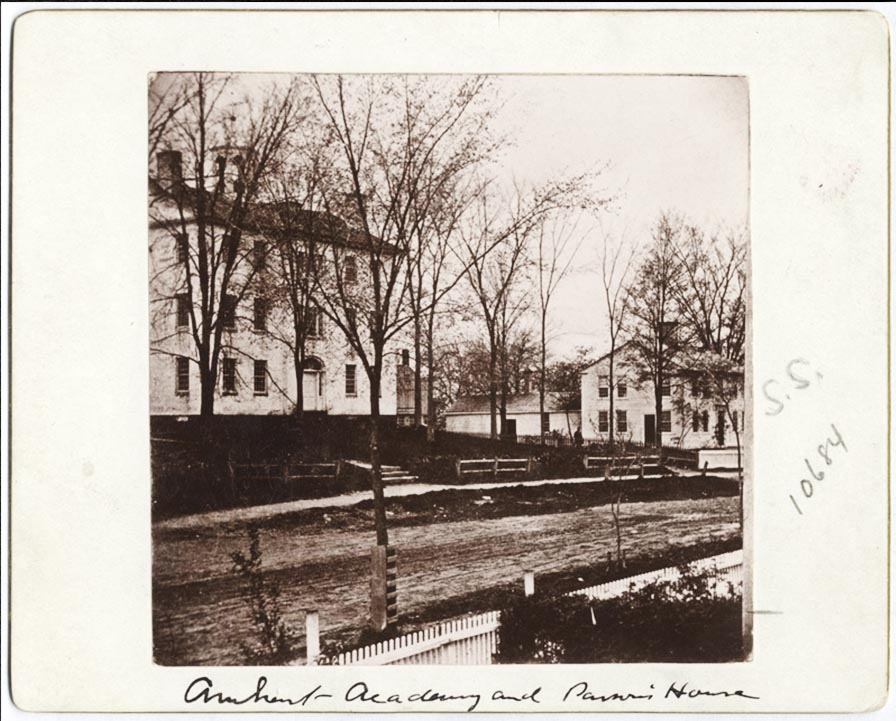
523 571 535 597
306 611 320 665
455 458 462 481
493 458 499 478
526 456 532 477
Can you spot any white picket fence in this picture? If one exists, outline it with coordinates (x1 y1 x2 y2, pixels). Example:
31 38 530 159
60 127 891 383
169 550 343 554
568 549 743 601
323 550 742 666
330 611 500 666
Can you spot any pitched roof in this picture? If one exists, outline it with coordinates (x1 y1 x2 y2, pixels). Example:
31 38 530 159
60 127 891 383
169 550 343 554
446 391 577 415
578 340 633 373
149 180 397 254
579 341 744 376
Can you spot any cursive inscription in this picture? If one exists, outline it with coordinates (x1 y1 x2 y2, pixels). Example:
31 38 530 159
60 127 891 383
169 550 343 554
345 681 483 712
564 681 655 702
665 681 759 700
184 676 332 707
492 687 542 704
183 676 759 711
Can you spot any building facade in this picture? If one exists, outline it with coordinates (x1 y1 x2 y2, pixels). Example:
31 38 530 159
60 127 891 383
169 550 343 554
444 392 581 439
580 343 744 449
148 151 403 419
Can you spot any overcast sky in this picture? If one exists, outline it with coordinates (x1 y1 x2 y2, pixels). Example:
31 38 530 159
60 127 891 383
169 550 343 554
488 75 749 357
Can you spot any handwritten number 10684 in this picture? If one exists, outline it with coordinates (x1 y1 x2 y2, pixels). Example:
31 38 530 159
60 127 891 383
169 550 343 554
789 424 847 516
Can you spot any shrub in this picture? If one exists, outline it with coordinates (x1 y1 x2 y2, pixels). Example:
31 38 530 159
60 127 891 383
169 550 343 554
230 525 296 665
496 562 743 664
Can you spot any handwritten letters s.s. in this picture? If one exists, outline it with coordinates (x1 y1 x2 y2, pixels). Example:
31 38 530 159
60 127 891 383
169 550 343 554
762 358 821 416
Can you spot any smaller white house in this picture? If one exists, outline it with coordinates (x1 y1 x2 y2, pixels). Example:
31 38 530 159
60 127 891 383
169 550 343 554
580 343 744 451
444 392 581 439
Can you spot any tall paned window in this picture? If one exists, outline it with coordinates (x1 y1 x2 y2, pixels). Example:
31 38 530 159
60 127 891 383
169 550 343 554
176 233 189 264
253 360 267 394
345 364 357 397
176 294 190 328
616 409 628 433
661 410 672 433
253 240 266 270
176 357 190 393
253 298 267 331
344 255 357 283
222 295 237 330
222 358 237 394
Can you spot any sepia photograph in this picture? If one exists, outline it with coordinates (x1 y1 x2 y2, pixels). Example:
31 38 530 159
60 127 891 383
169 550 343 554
8 6 890 714
148 72 749 667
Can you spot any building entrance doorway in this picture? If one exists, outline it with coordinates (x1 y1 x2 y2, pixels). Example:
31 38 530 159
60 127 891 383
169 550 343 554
644 414 656 445
302 357 325 412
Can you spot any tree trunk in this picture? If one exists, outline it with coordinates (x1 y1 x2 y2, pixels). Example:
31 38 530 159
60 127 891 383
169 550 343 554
488 342 498 440
198 362 217 463
293 345 305 421
368 370 389 546
539 311 547 445
413 315 423 428
425 321 437 443
200 368 215 419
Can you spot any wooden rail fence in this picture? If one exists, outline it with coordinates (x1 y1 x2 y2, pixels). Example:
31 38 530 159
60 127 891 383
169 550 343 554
583 454 660 472
456 457 531 480
231 461 339 484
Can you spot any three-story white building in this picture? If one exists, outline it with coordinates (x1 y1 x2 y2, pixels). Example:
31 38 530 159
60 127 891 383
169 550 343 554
148 150 403 420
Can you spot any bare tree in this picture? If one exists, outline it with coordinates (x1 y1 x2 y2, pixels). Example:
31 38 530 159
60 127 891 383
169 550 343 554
673 225 747 363
405 175 487 435
306 74 494 546
460 190 534 440
534 216 582 443
148 72 302 444
597 224 635 450
416 186 477 441
672 224 747 520
460 178 603 439
625 212 686 450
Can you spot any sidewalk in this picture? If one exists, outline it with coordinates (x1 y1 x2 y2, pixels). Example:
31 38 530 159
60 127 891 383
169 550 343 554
154 474 649 532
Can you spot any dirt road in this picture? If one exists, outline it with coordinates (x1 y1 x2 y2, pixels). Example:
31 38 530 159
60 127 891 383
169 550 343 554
153 495 739 666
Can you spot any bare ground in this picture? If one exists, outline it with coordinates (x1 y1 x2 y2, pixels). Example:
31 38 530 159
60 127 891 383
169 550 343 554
153 493 740 666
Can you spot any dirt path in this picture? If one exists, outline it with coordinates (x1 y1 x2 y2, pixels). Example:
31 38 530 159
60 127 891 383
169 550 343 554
153 496 739 666
154 474 683 532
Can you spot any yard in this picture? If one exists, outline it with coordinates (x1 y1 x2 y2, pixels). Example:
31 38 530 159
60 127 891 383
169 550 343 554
153 479 741 665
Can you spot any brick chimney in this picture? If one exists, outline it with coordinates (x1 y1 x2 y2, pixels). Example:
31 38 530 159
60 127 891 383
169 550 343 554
156 150 183 188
